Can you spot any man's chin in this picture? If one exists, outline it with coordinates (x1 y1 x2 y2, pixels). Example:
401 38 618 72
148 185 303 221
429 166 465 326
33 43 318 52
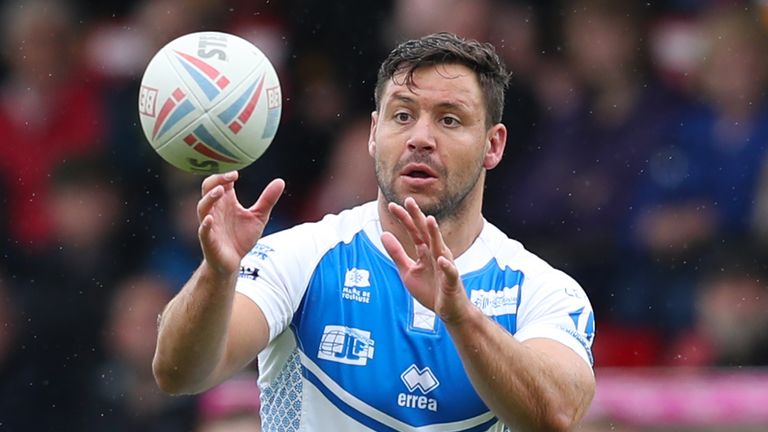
398 195 443 217
380 184 445 216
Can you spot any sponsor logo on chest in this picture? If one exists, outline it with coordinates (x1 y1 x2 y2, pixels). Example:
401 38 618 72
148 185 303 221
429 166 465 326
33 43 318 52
469 285 519 316
317 325 375 366
341 268 372 304
397 364 439 412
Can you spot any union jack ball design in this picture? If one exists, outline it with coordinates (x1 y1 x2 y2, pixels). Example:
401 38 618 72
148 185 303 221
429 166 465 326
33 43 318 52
138 31 282 174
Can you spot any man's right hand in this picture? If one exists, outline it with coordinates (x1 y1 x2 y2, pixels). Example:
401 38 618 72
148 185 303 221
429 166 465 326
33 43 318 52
197 171 285 277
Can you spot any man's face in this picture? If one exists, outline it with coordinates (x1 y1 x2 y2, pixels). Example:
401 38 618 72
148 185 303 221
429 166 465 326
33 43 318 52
370 63 501 221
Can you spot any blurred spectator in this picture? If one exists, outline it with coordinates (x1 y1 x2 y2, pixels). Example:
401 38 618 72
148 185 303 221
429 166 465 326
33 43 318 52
263 0 390 220
484 1 546 217
285 0 390 113
0 178 10 269
86 0 225 81
299 116 378 221
590 323 663 368
755 154 768 242
386 0 492 43
0 274 38 430
622 5 768 334
0 0 107 252
487 0 687 334
84 273 197 431
145 170 205 289
13 155 128 430
488 1 540 81
270 39 352 219
666 240 768 367
0 277 15 371
649 13 706 94
196 372 262 432
85 0 231 261
633 6 768 255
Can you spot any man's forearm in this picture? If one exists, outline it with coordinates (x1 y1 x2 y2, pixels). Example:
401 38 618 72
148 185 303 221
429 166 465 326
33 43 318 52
445 307 593 432
153 262 238 394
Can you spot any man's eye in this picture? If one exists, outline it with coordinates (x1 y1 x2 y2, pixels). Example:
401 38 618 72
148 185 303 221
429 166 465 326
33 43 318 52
442 117 460 127
395 112 411 122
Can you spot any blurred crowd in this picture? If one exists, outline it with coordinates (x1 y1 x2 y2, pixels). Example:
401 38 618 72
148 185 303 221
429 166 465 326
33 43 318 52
1 0 768 430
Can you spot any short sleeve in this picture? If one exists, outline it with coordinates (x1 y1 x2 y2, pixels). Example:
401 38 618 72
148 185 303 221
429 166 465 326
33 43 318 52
514 270 596 367
235 224 325 342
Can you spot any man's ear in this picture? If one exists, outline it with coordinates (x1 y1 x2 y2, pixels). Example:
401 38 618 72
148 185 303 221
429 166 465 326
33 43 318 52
368 111 378 157
484 123 507 170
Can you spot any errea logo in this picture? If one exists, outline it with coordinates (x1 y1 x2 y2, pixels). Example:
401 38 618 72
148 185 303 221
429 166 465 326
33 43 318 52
401 365 439 393
398 365 439 412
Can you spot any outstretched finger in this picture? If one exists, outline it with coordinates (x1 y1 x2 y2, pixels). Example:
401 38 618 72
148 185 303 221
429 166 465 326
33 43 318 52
201 171 238 196
437 256 460 287
425 215 453 261
197 184 225 223
198 213 228 274
381 231 415 273
198 213 215 246
388 201 426 245
248 178 286 218
403 197 430 241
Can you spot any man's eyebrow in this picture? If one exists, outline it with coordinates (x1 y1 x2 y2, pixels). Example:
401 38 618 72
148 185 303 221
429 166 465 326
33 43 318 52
389 92 471 112
435 100 471 112
389 93 415 104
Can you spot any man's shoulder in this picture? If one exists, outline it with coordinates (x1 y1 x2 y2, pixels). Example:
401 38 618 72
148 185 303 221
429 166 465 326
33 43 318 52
480 221 578 284
479 221 538 266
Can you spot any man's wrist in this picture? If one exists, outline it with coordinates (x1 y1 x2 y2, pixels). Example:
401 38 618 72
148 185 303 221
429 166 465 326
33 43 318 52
199 259 239 289
442 300 484 330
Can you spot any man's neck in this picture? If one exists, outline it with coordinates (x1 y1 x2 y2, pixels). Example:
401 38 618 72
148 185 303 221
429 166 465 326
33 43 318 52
377 195 485 261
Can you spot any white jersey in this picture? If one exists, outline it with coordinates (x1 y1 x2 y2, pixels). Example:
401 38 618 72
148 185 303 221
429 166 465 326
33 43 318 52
236 201 595 431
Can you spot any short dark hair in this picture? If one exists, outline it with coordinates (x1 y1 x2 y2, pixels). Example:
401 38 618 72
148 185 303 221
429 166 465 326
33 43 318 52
375 32 510 126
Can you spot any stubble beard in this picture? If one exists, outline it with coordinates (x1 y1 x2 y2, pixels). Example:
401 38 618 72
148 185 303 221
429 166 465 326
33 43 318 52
375 154 485 223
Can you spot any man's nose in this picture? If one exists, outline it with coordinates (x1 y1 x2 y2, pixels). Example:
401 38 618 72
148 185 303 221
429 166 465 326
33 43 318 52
406 117 436 153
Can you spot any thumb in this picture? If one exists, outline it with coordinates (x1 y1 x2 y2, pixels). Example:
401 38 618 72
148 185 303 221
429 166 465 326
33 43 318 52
249 178 285 218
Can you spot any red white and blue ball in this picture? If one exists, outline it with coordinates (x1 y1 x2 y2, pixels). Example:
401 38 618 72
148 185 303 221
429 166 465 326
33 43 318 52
138 31 281 174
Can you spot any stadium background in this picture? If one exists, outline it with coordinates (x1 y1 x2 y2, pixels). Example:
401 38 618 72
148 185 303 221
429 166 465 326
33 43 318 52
1 0 768 430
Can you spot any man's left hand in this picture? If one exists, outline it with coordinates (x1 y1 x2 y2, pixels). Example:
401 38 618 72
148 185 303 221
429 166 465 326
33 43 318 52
381 197 473 324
